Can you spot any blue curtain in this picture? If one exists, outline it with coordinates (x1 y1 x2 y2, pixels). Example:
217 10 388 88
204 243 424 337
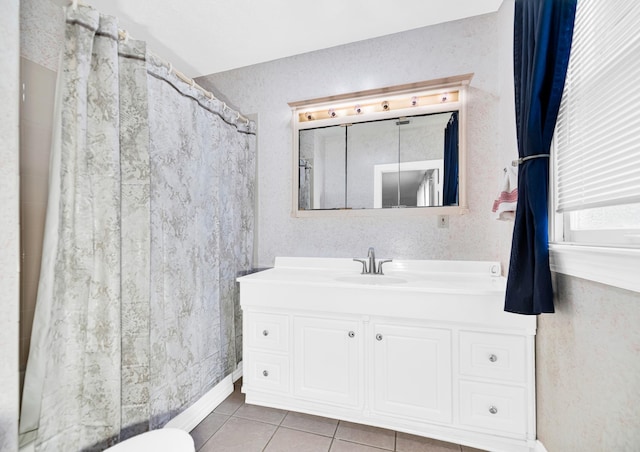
505 0 577 314
442 112 459 205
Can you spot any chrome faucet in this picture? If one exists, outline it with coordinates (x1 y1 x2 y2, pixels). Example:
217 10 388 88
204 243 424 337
367 247 376 274
353 247 393 275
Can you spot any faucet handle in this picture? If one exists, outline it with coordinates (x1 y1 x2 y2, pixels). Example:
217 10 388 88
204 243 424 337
377 259 393 275
353 258 368 274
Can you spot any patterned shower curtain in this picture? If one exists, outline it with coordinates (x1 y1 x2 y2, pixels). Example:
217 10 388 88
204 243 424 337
19 5 255 451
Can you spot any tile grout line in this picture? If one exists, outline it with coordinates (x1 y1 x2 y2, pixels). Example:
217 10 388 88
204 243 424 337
260 410 290 452
198 391 468 452
332 438 395 451
196 413 233 452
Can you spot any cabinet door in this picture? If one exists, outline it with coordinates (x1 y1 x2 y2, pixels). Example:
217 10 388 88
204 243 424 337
372 322 452 423
293 316 361 407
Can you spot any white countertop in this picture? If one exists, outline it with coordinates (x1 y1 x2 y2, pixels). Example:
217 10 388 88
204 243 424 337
238 257 535 333
238 257 506 295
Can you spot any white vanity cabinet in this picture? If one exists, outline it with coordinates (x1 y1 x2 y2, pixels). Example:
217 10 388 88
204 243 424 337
370 321 452 424
238 258 537 452
243 312 290 393
292 315 362 408
457 331 531 437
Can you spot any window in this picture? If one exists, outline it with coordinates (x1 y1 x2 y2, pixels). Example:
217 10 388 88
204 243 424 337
550 0 640 292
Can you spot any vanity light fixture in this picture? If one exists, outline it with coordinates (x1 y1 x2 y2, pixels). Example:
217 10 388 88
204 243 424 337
291 74 471 124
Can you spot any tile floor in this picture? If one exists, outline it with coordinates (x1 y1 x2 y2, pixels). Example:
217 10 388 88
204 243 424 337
190 379 486 452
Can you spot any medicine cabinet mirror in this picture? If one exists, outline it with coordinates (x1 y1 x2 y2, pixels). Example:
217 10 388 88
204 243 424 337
290 74 472 217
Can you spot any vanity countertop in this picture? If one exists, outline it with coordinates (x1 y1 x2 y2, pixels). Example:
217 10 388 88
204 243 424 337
237 257 535 332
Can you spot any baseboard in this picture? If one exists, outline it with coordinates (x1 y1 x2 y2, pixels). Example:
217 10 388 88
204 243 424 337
18 439 34 452
19 365 243 450
164 372 236 432
536 440 549 452
232 360 243 382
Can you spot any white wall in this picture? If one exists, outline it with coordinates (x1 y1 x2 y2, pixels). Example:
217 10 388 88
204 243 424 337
0 0 21 450
198 13 507 269
497 0 518 260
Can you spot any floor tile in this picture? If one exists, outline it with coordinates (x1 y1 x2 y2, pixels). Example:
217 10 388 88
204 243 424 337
199 417 276 452
192 381 473 452
335 421 395 450
213 389 245 415
281 411 339 437
330 439 392 452
190 411 228 450
264 427 332 452
233 403 288 425
396 432 461 452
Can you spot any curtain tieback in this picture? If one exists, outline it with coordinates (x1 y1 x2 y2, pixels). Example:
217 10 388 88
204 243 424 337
511 153 550 167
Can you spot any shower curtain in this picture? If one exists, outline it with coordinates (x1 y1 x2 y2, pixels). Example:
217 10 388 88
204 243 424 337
19 5 255 451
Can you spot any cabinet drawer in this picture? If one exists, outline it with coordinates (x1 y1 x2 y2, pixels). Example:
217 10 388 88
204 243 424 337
459 381 527 436
245 313 289 352
244 352 290 393
459 331 526 383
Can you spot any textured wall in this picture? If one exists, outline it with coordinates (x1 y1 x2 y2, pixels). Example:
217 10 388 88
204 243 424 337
20 0 64 72
0 0 20 450
496 0 518 256
537 275 640 451
197 13 508 270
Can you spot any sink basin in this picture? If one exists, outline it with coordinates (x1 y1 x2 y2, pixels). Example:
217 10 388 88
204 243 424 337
334 275 407 285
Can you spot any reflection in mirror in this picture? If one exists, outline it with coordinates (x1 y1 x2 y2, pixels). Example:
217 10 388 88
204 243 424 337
374 160 443 207
298 111 458 210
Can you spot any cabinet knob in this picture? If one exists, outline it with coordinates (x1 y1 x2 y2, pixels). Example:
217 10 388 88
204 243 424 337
348 331 355 338
262 330 269 336
489 406 498 415
489 354 498 362
262 370 269 377
376 333 383 341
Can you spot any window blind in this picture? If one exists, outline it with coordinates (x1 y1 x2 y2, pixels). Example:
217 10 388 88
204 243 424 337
554 0 640 212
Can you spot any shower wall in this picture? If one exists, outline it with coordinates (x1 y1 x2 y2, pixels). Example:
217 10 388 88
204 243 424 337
18 58 56 395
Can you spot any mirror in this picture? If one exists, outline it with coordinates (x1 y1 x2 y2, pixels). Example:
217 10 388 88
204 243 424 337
298 111 459 210
289 74 472 217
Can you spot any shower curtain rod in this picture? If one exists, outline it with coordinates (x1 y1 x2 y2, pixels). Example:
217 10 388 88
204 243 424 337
69 0 251 125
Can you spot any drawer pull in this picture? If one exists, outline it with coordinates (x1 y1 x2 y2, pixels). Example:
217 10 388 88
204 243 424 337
262 370 269 377
489 354 498 363
348 331 355 338
262 330 269 336
489 405 498 415
376 333 383 341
